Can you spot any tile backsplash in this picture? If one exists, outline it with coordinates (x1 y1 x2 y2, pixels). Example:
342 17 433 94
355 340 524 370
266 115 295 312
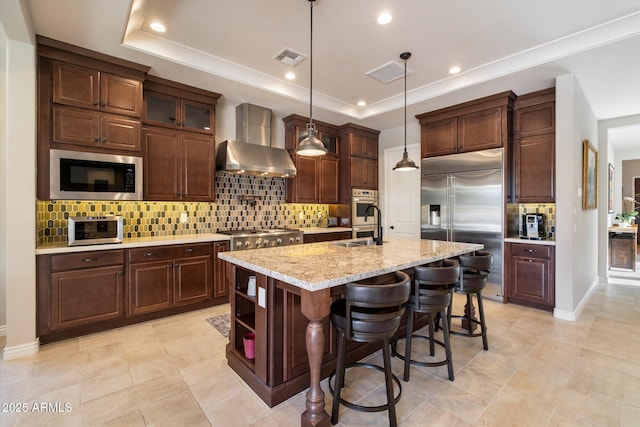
37 172 330 245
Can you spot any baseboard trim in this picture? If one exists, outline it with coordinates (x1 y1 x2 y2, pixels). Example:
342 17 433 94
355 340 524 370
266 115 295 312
553 279 599 321
2 340 39 360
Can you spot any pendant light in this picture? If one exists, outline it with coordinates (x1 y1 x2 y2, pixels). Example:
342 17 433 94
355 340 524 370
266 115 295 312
393 52 419 171
296 0 327 156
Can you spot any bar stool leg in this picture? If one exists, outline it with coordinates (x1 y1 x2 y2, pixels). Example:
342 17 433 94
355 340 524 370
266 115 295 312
403 307 415 382
331 334 347 424
441 308 454 381
428 313 435 356
382 337 398 427
476 291 489 350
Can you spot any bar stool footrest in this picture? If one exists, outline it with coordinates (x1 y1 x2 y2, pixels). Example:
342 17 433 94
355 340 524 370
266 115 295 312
393 334 450 367
450 315 484 337
328 362 402 413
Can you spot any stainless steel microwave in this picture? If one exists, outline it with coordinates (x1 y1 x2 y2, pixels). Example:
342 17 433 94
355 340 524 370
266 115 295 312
50 149 142 200
68 215 123 246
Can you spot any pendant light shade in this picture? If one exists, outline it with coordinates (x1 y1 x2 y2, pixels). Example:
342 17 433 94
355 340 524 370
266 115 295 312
393 51 418 171
296 0 327 157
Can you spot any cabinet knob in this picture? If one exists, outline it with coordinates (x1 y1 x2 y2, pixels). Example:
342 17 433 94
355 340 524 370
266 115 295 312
525 249 535 253
82 257 98 262
186 248 194 253
390 225 395 230
94 137 100 142
100 101 106 107
101 138 107 143
145 252 154 257
93 101 99 106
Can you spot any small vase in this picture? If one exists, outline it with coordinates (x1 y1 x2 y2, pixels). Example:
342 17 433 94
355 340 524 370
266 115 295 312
619 221 630 228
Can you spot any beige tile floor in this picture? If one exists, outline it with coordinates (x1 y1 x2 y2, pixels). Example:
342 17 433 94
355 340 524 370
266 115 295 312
1 276 640 427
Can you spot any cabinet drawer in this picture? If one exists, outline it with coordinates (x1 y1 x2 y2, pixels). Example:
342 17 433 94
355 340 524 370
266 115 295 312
174 243 211 258
510 243 551 259
128 246 175 263
51 250 124 271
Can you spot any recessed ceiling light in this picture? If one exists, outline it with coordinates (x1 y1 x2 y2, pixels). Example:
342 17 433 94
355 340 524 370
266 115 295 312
150 22 166 33
377 12 392 25
357 100 367 107
449 66 461 74
285 72 296 80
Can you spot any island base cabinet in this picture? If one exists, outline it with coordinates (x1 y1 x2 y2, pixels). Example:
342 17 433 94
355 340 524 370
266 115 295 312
51 265 124 331
505 243 555 311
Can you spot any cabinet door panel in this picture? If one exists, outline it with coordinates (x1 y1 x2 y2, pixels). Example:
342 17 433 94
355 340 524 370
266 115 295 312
290 156 318 203
351 157 377 189
511 258 550 304
53 106 100 148
458 107 502 152
128 261 173 315
421 117 457 157
101 114 141 152
143 127 181 200
52 62 99 110
319 156 339 204
51 265 124 330
181 133 214 201
101 73 142 117
514 134 555 203
213 242 229 298
514 101 555 138
182 100 214 134
144 91 179 128
174 256 211 306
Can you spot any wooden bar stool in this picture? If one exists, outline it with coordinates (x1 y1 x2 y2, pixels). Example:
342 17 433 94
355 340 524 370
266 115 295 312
328 271 411 427
394 259 459 381
449 250 493 350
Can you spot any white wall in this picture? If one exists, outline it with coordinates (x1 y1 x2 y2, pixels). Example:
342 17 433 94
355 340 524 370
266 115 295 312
0 0 38 358
554 74 599 319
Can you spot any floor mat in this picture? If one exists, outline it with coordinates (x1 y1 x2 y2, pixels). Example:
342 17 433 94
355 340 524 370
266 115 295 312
206 313 230 339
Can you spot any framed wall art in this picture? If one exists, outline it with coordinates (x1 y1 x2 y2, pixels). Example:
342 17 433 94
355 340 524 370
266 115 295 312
608 163 614 213
582 139 598 210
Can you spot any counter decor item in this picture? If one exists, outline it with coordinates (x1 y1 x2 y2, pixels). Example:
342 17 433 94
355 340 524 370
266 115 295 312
243 333 256 359
616 195 639 227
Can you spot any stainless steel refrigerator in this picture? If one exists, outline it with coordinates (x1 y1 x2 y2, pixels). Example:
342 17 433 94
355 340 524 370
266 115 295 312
421 148 504 301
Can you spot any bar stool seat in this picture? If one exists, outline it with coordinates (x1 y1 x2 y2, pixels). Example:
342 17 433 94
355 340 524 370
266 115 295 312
393 259 459 381
328 271 411 427
449 250 493 350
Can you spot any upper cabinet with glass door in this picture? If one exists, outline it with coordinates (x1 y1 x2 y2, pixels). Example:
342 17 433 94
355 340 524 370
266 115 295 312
143 76 221 135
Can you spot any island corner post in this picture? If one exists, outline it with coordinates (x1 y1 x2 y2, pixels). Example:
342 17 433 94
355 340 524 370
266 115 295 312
300 287 332 427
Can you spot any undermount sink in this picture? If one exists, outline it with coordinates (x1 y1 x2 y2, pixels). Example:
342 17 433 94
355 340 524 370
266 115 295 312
331 238 374 247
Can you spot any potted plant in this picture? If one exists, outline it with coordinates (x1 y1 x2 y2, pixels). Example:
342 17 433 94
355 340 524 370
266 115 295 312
615 196 639 227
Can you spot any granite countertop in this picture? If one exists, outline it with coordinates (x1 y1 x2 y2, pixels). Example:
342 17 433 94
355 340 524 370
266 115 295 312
504 236 556 246
36 233 231 255
218 237 483 291
300 227 352 234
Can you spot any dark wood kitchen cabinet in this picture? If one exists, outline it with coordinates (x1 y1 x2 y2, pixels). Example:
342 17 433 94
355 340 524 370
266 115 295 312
513 88 556 203
505 242 555 311
37 250 125 336
142 77 220 202
338 123 380 202
303 231 352 243
416 91 515 158
37 36 150 199
143 76 220 135
143 127 215 201
127 243 212 315
213 241 230 298
283 115 340 204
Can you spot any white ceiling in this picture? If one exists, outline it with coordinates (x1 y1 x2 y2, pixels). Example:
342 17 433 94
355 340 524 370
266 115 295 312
24 0 640 146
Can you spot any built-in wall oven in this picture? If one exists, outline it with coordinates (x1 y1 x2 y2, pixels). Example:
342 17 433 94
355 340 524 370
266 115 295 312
351 189 378 239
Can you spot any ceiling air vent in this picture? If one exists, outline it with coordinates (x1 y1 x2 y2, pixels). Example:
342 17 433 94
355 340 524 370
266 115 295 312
273 48 307 67
366 61 412 84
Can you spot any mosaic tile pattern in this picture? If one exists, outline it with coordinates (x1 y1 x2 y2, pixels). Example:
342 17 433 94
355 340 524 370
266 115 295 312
37 172 330 244
507 203 557 238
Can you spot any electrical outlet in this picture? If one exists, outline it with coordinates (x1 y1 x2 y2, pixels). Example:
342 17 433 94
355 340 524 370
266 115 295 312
298 211 304 220
179 213 188 223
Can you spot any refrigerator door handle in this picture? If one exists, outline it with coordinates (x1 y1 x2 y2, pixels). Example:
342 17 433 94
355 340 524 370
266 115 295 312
450 175 456 241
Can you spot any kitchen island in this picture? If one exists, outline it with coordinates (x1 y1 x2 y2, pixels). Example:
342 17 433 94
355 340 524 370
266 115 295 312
219 237 482 427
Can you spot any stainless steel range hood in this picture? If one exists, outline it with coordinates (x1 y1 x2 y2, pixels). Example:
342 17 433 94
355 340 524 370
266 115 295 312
216 104 296 178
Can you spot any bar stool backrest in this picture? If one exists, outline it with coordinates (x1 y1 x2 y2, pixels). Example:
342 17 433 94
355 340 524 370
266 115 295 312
413 260 459 312
458 251 493 292
345 271 411 342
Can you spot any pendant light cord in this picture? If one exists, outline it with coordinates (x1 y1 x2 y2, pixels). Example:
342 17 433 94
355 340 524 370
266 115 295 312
309 0 314 125
404 58 407 154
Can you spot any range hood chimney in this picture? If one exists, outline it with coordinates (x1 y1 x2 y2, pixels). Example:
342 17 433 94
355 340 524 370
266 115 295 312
216 103 297 178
